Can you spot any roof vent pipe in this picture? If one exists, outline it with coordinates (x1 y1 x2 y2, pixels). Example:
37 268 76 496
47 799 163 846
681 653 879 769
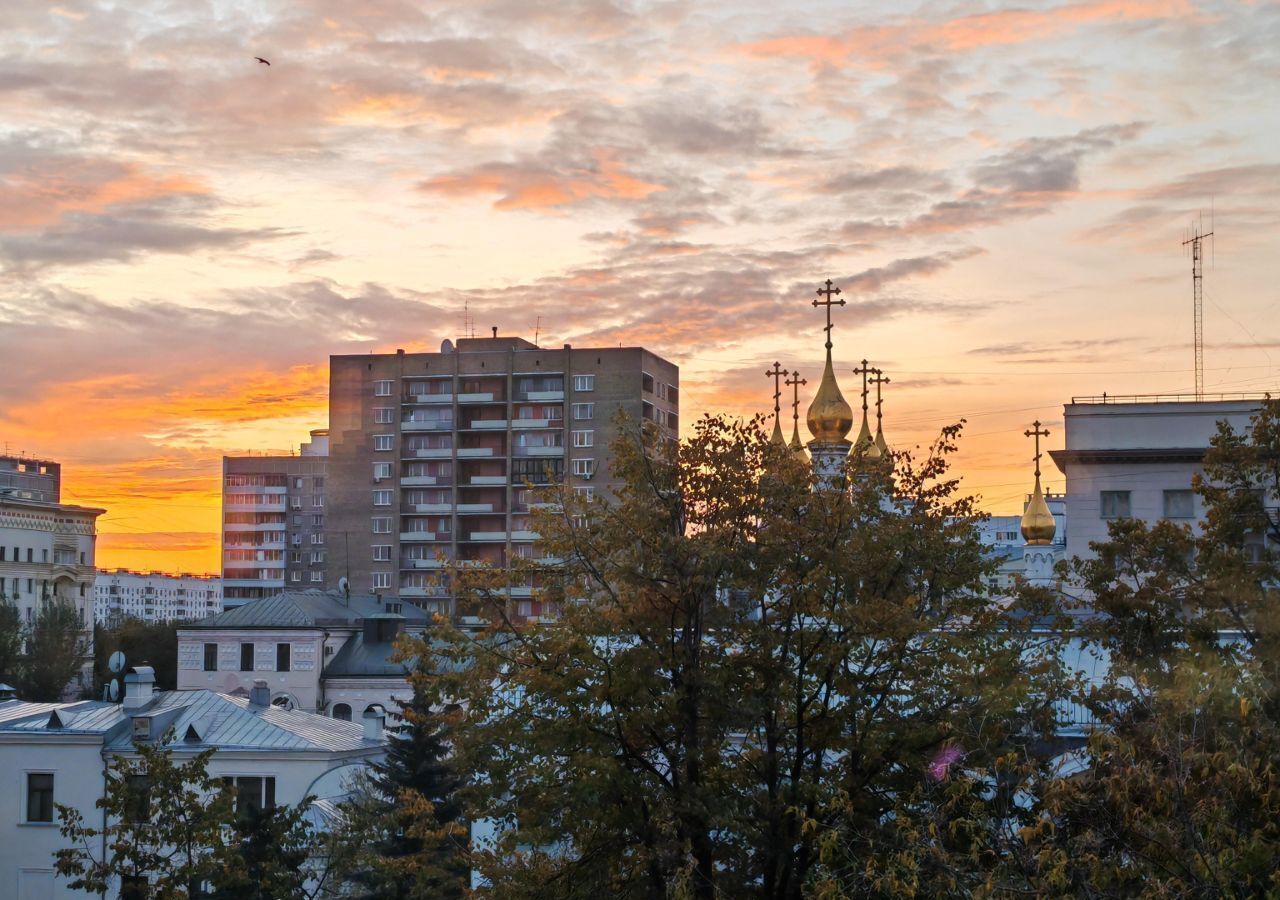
122 667 156 710
249 680 271 708
363 705 385 742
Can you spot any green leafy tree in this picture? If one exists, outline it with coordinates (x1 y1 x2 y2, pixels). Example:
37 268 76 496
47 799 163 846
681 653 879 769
56 738 334 899
1011 398 1280 896
20 592 87 701
407 414 1060 899
95 619 181 693
0 591 21 684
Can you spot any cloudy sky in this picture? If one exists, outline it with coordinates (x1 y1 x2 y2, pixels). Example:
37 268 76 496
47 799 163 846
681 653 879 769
1 0 1277 572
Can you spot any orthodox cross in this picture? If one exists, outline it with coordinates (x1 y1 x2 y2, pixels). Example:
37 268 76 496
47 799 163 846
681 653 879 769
766 361 788 424
812 279 845 350
785 370 807 430
869 368 890 425
851 359 874 414
1025 420 1050 478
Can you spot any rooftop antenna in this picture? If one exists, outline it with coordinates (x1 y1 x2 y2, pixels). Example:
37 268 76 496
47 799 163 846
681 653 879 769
461 300 475 340
1182 214 1214 400
534 316 542 348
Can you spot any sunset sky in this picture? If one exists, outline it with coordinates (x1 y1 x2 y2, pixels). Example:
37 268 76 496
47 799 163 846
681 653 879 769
1 0 1277 574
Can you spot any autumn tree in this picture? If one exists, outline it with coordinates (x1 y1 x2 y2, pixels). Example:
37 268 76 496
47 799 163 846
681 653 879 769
1011 398 1280 896
408 414 1062 899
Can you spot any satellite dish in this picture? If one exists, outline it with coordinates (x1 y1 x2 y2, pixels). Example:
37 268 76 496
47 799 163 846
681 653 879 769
101 685 111 701
108 679 120 702
108 651 126 674
338 576 350 595
440 339 454 353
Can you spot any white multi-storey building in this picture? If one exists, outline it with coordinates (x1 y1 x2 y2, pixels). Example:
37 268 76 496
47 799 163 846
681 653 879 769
1049 394 1272 560
0 455 103 692
0 669 385 899
94 569 222 626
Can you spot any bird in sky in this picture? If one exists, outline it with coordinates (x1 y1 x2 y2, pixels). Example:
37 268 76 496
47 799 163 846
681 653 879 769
254 57 270 66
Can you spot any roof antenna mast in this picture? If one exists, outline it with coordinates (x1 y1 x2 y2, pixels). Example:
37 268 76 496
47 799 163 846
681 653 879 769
1182 214 1213 400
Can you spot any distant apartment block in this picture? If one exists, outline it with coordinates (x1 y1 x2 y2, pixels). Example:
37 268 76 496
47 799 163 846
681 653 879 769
221 430 329 610
0 455 103 692
326 335 679 621
94 569 222 626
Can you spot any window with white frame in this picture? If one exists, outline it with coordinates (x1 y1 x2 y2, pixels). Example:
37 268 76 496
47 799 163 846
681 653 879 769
372 517 392 534
373 380 393 396
572 458 594 477
291 571 302 582
372 545 392 562
372 572 391 590
309 571 323 583
572 430 594 448
310 551 324 564
1100 491 1131 519
373 462 392 480
574 486 595 500
1163 489 1194 519
312 494 323 508
373 407 394 424
374 434 394 451
572 402 594 420
573 374 595 392
310 533 324 545
373 490 392 506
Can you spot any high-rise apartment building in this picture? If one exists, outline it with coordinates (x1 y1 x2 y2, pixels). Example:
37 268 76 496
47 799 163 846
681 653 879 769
326 335 679 621
221 430 328 610
94 569 222 626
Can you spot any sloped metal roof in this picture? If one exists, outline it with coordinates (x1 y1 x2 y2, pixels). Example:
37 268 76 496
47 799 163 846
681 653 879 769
183 590 433 630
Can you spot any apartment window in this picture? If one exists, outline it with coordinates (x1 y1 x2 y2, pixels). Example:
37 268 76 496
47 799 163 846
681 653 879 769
572 402 594 420
642 372 654 393
573 374 595 392
1100 491 1131 519
294 477 303 489
292 514 302 525
309 571 323 583
372 517 392 534
203 643 217 672
290 550 301 563
240 642 254 672
575 486 595 501
372 545 392 562
572 430 594 448
372 572 391 590
26 773 54 823
1163 489 1195 519
373 462 392 480
312 495 324 508
374 407 394 424
26 548 33 562
290 497 302 510
291 571 302 582
374 434 394 451
657 382 669 401
124 774 151 823
312 514 324 526
373 490 392 507
309 551 324 564
310 533 325 545
572 458 595 478
373 379 393 396
276 643 290 672
224 776 276 817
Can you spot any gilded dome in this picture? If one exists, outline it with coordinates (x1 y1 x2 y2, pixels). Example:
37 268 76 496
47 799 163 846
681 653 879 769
850 415 878 458
769 415 787 447
806 352 853 443
874 425 889 455
790 423 808 460
1020 475 1056 545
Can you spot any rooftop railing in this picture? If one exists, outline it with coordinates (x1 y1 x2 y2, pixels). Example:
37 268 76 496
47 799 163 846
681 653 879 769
1071 391 1274 405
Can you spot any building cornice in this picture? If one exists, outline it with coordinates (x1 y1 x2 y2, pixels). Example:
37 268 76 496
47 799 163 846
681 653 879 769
1049 447 1208 474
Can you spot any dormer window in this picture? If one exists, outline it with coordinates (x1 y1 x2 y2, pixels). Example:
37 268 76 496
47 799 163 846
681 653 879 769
132 717 151 741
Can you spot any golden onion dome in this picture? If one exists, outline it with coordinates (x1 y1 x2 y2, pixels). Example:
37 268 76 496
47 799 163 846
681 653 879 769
850 414 879 458
769 415 787 447
1020 474 1056 545
806 351 854 443
874 424 889 455
789 423 808 460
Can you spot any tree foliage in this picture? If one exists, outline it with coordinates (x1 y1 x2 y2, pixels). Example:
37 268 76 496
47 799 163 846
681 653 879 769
0 593 21 684
407 414 1061 898
55 739 324 899
95 618 181 693
1009 397 1280 896
19 593 87 701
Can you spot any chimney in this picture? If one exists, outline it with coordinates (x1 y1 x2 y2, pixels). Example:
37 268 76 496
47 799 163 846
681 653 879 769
249 679 271 708
491 326 498 338
0 683 16 701
363 705 386 741
122 667 156 710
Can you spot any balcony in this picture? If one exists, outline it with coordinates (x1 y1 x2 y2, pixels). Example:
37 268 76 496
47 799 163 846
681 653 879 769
223 522 288 532
404 393 453 404
400 586 452 599
457 447 494 458
517 390 565 402
457 392 497 404
468 531 508 541
512 418 562 430
463 419 508 431
223 577 286 589
467 475 506 486
401 420 453 432
404 502 452 514
400 475 444 486
400 531 445 542
405 447 452 458
513 445 564 457
456 503 494 514
511 530 540 541
403 557 450 569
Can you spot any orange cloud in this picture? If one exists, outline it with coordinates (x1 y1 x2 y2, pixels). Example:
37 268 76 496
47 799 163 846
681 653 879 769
0 160 205 231
736 0 1193 69
419 148 663 210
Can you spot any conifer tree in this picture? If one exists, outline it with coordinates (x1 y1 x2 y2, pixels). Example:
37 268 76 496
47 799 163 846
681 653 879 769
20 592 87 700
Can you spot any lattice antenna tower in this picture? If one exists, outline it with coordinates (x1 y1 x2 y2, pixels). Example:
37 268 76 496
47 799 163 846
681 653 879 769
1181 214 1213 399
461 299 475 340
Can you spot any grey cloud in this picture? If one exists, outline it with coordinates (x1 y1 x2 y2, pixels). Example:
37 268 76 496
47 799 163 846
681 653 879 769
972 123 1146 194
824 166 951 194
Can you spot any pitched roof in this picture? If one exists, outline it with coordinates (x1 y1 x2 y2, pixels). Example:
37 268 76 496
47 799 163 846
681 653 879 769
182 590 433 630
324 636 411 678
0 691 382 754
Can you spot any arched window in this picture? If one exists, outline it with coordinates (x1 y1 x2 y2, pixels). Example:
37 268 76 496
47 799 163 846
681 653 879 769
332 703 351 721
